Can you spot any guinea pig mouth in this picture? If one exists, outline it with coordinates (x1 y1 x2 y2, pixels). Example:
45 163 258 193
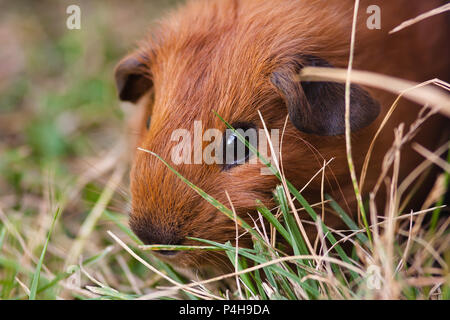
155 250 179 256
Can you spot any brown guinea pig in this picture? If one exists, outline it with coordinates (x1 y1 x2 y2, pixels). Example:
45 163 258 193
115 0 449 271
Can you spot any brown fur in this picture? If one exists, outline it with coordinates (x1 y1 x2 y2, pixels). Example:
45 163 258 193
116 0 449 271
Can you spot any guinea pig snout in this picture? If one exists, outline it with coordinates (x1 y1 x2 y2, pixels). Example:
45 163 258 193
130 219 183 249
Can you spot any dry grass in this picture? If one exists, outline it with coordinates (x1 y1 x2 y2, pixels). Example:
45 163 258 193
0 1 448 300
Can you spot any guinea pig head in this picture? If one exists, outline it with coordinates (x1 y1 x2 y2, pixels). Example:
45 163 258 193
114 4 380 270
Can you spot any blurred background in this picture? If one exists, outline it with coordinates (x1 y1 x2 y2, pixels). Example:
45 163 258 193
0 0 181 201
0 0 184 299
0 0 186 227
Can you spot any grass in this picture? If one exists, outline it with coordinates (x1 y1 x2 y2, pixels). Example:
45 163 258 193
0 1 449 300
29 207 60 300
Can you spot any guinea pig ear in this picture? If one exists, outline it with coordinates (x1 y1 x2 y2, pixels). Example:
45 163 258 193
115 52 153 103
270 55 380 136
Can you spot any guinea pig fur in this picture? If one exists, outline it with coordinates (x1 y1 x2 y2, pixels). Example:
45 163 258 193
115 0 449 272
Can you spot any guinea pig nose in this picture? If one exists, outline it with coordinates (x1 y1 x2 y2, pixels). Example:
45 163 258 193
131 223 182 248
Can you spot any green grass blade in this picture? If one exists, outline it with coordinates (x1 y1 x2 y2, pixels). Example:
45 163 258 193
102 210 197 298
103 210 142 244
0 226 6 250
139 244 223 251
190 237 320 297
430 148 449 233
326 195 369 244
256 201 291 245
225 244 257 296
285 181 358 280
29 207 60 300
275 186 309 257
85 286 137 300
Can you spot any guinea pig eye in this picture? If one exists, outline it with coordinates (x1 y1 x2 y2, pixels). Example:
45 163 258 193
145 116 151 129
222 123 257 170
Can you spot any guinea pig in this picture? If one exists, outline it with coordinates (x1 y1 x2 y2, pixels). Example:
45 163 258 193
115 0 449 271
